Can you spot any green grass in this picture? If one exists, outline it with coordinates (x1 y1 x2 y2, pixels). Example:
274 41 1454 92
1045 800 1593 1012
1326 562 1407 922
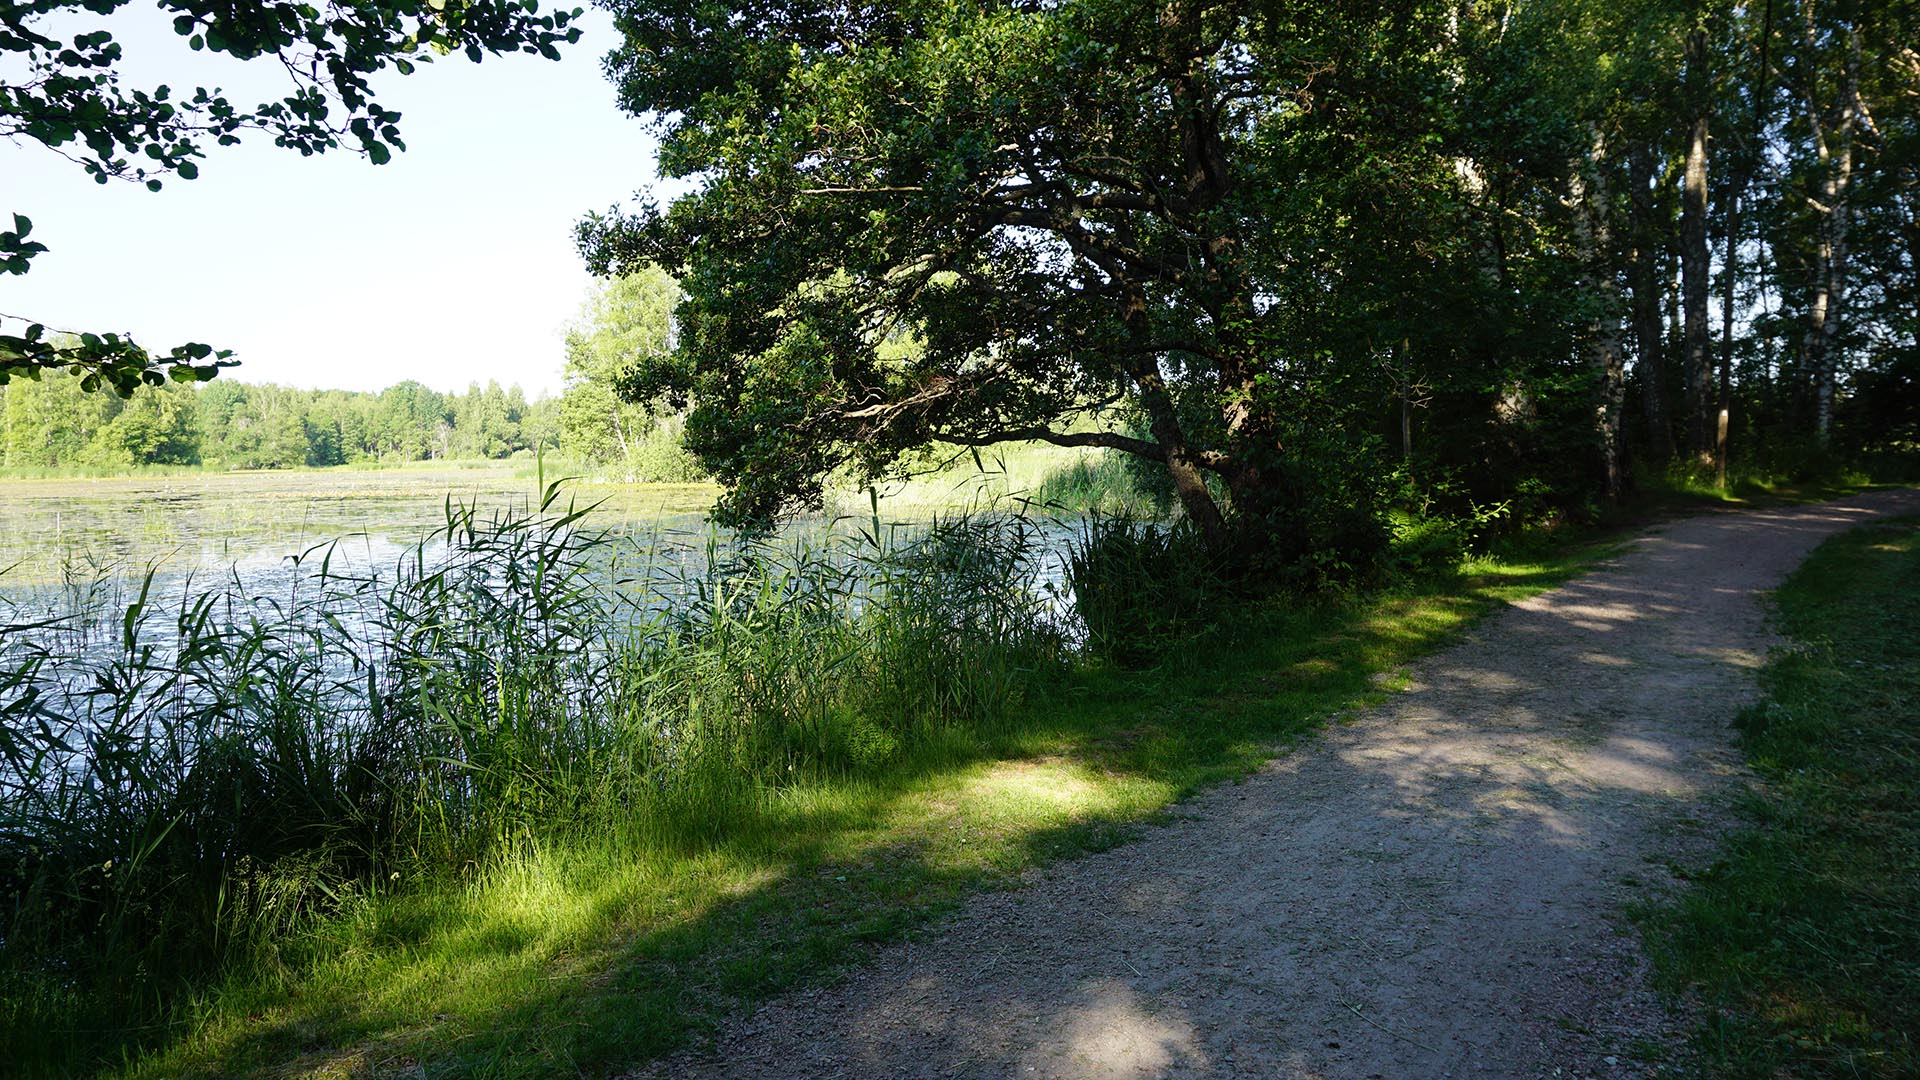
1643 516 1920 1079
1628 458 1896 514
0 462 213 480
0 457 467 474
124 554 1592 1078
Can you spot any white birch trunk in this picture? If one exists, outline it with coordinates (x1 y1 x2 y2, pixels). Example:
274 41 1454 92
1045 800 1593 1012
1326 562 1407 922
1799 5 1861 446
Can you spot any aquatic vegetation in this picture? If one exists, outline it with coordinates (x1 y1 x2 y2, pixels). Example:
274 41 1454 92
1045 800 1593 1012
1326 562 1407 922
0 485 1066 1069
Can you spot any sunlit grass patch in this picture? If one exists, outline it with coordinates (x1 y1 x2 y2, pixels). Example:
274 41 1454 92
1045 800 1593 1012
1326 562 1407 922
839 441 1158 519
1631 466 1894 517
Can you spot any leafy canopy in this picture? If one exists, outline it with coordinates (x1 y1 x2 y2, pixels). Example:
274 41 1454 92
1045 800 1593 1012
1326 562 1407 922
557 267 698 473
578 0 1558 546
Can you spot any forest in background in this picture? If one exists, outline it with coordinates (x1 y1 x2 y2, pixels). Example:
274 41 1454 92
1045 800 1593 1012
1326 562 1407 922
0 373 550 470
0 269 701 478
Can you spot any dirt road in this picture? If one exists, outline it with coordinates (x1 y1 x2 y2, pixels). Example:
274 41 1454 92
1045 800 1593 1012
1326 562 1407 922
636 491 1920 1079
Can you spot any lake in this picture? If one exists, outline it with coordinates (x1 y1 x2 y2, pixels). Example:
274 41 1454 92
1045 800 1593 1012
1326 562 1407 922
0 464 720 589
0 461 1088 663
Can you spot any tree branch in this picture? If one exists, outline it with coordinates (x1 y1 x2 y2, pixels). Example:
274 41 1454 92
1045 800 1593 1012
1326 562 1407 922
939 426 1165 460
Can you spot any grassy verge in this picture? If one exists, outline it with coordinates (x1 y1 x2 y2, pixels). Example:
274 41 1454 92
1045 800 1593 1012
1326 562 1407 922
0 459 501 480
1627 460 1905 516
80 541 1603 1079
1644 516 1920 1079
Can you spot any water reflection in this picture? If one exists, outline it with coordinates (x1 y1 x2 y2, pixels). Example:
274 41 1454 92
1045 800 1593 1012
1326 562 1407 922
0 466 1084 675
0 466 716 585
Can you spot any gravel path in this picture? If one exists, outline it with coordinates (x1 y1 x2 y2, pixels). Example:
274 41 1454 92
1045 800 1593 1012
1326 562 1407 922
634 491 1920 1080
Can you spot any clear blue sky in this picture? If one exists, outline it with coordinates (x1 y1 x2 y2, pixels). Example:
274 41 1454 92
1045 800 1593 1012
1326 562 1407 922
2 5 662 398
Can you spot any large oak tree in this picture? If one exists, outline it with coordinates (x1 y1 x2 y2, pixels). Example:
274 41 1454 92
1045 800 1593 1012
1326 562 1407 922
579 0 1555 558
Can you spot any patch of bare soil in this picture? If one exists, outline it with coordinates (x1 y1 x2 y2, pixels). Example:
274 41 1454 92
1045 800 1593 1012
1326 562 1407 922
632 491 1920 1080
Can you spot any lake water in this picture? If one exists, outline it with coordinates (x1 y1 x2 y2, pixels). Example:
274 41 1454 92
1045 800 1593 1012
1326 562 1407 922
0 462 1091 801
0 463 1086 650
0 465 718 587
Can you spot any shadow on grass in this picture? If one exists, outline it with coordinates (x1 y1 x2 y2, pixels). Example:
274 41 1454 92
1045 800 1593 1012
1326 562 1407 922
558 490 1920 1080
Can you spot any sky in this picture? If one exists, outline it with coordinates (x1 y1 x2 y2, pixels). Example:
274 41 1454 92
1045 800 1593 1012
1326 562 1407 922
2 5 664 398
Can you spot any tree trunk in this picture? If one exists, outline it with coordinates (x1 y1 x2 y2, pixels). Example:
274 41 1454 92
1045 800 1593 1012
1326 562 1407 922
1571 129 1629 501
1799 7 1861 447
1137 1 1236 552
1401 390 1413 463
611 406 634 460
1146 406 1229 548
1718 0 1774 487
1681 27 1715 467
1121 343 1228 545
1804 170 1851 446
1719 174 1742 490
1628 148 1675 462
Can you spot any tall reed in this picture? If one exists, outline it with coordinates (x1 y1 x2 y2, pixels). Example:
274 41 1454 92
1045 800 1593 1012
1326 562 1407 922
1064 513 1225 668
0 486 1064 1071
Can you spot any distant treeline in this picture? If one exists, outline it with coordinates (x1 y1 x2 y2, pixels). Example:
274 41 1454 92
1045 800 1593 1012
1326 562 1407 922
1 273 707 479
0 374 556 470
0 369 701 480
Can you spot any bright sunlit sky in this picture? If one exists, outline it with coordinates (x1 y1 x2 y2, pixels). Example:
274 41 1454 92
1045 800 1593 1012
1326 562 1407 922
2 6 664 398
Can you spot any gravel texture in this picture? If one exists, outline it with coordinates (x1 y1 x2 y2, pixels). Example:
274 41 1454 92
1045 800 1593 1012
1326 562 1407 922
630 490 1920 1080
